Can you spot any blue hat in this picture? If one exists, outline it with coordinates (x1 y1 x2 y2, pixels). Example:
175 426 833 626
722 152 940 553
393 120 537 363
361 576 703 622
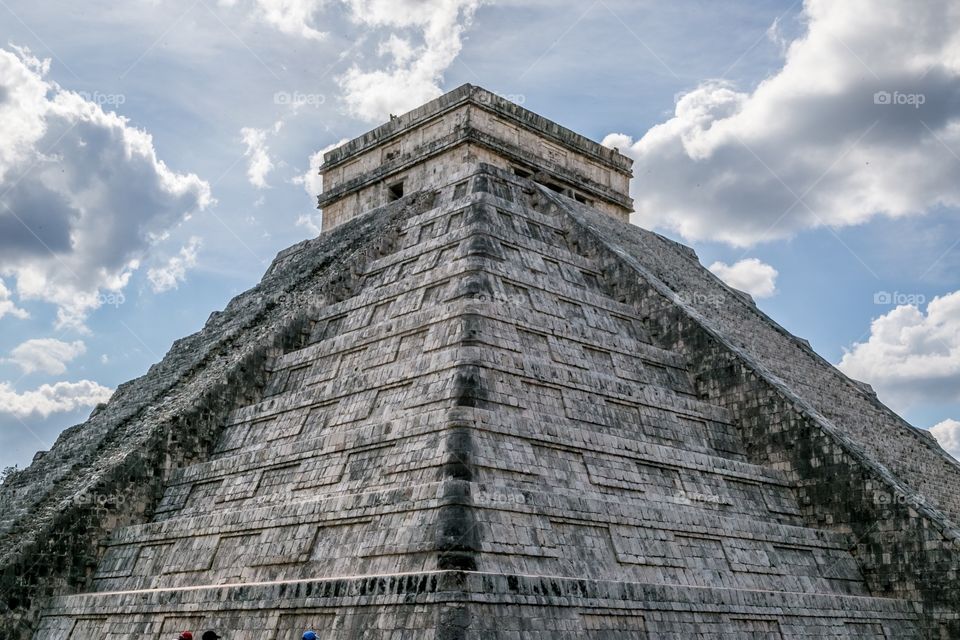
303 632 317 640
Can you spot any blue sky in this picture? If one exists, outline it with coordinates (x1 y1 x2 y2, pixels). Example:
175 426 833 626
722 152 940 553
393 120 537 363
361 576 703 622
1 0 959 470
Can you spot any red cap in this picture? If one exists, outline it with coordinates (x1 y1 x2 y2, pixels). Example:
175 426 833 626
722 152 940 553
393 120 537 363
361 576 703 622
179 633 194 640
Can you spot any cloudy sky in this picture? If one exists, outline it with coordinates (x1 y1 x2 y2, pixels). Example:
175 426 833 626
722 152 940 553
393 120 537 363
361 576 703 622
1 0 959 470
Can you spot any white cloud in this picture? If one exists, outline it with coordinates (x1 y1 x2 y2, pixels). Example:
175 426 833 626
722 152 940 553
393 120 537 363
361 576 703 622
606 0 960 246
709 258 779 298
0 278 28 321
292 137 350 197
0 46 211 329
0 379 113 418
215 0 482 122
6 339 86 375
296 149 325 197
838 290 960 410
295 213 323 235
241 121 282 189
219 0 327 40
931 419 960 459
147 236 202 293
290 137 353 235
338 0 484 121
258 0 327 39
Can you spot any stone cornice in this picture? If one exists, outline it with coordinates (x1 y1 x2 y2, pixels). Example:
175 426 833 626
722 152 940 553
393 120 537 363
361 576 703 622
322 84 633 174
317 126 634 211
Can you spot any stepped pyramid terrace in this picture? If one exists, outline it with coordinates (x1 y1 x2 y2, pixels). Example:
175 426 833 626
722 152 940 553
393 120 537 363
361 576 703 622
1 85 960 639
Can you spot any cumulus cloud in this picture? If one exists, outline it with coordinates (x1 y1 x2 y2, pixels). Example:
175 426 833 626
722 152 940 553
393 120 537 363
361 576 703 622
0 380 113 419
295 213 323 235
292 137 349 197
296 150 326 197
291 137 351 234
241 121 282 189
0 278 28 321
606 0 960 246
709 258 778 298
6 338 86 375
147 237 202 293
838 291 960 410
338 0 484 121
0 46 212 329
241 127 272 189
219 0 327 40
931 419 960 460
216 1 482 122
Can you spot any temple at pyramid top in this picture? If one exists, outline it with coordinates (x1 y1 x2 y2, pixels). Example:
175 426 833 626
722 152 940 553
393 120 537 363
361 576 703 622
317 84 634 229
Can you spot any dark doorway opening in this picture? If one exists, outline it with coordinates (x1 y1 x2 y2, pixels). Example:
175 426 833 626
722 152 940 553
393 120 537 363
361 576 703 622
388 181 405 201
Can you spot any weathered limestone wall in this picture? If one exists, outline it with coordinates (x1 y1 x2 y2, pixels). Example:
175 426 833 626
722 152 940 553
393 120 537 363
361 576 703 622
550 185 960 637
318 84 633 229
24 166 928 639
0 191 427 639
560 196 960 523
320 149 475 231
322 141 627 230
36 571 921 639
8 164 955 638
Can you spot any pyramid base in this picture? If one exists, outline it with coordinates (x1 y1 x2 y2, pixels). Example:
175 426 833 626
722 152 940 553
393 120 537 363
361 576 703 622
39 571 921 638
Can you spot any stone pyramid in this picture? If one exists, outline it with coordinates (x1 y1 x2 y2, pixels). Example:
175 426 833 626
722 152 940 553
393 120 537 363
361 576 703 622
2 85 960 639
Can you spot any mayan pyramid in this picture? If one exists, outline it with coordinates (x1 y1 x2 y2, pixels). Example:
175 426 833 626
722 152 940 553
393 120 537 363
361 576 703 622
2 84 960 639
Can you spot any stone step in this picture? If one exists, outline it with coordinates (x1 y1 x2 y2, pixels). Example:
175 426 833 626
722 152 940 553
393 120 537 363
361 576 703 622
284 295 690 388
37 572 921 639
130 483 837 549
470 407 787 486
172 412 792 498
156 413 799 525
469 344 729 422
341 219 656 355
478 376 743 461
95 480 859 594
371 197 590 275
290 245 691 385
211 378 734 469
271 306 458 374
212 350 470 459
